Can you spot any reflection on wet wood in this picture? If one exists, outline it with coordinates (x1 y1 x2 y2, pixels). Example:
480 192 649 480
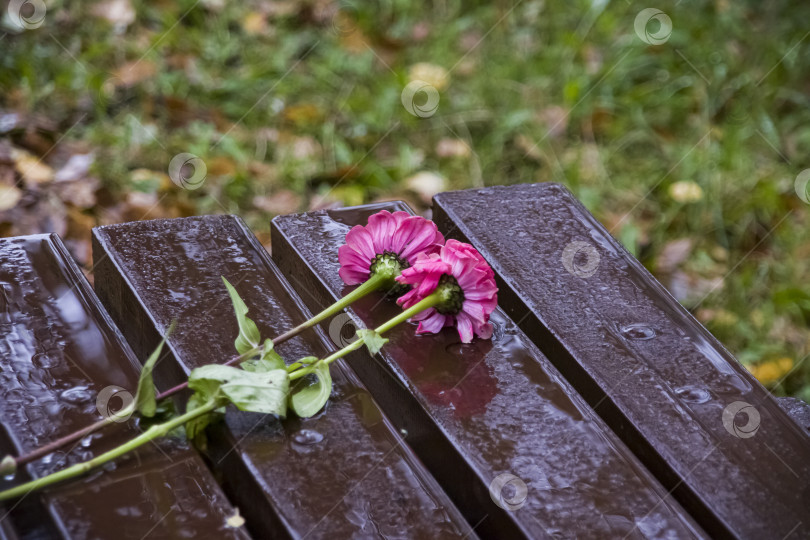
272 203 704 539
93 215 473 540
0 234 246 539
433 183 810 538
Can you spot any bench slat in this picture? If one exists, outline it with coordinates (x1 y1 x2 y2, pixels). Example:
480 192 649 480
0 234 247 539
432 183 810 538
271 203 705 539
92 215 473 540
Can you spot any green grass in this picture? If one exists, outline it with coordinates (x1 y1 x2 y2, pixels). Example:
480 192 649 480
1 0 808 398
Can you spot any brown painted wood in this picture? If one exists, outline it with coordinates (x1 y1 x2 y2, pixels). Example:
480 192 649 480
92 215 473 540
432 182 810 539
0 234 247 539
778 397 810 434
271 203 705 539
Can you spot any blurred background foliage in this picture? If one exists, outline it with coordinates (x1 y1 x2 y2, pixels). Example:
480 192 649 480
0 0 808 399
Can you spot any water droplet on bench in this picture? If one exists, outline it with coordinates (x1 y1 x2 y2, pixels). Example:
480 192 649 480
32 352 59 369
115 506 143 518
60 385 93 404
675 385 711 404
445 343 476 356
293 429 323 446
620 323 656 340
177 526 196 538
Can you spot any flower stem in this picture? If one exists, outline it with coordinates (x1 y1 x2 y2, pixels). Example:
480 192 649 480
9 276 388 469
1 287 439 498
0 400 219 502
289 292 441 381
373 292 440 335
7 412 128 471
273 273 388 343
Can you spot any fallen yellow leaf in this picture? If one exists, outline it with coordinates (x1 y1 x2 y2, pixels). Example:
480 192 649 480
408 63 450 92
406 171 446 204
113 60 157 87
15 154 53 184
242 12 267 35
747 357 793 385
282 104 323 126
669 180 704 203
0 185 22 211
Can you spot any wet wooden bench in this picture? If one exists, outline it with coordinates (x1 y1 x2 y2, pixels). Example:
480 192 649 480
91 216 471 539
0 182 808 539
0 235 247 539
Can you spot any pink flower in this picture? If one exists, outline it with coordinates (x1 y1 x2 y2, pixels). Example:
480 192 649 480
396 239 498 343
338 210 445 286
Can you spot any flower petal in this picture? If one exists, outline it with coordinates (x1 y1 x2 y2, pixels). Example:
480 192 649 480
367 210 396 254
338 266 368 285
399 218 441 261
455 312 474 343
345 225 376 261
415 310 447 334
475 321 494 340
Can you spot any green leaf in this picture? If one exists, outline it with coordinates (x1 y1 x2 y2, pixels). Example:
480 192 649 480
138 399 178 431
188 365 227 404
222 277 261 355
289 362 332 418
242 339 285 372
223 371 289 416
189 364 289 417
298 356 319 364
184 393 212 443
356 329 389 355
135 321 175 418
